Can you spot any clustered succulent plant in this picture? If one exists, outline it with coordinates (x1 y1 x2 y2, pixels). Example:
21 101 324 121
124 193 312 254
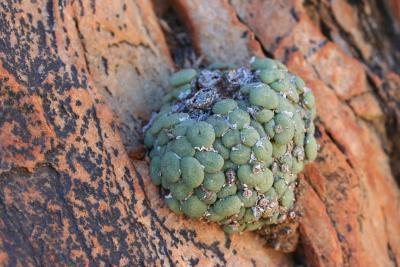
144 57 317 234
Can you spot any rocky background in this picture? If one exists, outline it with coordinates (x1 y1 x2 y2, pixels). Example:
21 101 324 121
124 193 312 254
0 0 399 266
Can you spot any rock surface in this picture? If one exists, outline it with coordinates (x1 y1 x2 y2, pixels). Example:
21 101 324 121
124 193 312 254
0 0 399 266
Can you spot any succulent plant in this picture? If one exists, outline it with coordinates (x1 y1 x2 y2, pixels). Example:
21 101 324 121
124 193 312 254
144 57 317 234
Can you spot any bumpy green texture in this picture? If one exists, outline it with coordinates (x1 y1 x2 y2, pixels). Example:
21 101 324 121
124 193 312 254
145 57 317 234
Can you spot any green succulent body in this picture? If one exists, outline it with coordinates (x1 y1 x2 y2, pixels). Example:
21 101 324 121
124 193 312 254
145 57 317 234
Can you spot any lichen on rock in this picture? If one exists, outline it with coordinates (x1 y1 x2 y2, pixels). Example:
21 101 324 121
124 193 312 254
144 57 317 235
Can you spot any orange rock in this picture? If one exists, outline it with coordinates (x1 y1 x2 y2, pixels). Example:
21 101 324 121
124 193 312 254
349 92 384 122
298 178 344 267
1 0 399 266
173 0 263 65
0 0 292 266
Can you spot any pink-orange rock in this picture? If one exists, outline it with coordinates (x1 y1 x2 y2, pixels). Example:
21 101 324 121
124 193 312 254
349 92 384 122
228 1 400 266
1 0 399 266
0 1 292 266
173 0 263 65
297 178 343 267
